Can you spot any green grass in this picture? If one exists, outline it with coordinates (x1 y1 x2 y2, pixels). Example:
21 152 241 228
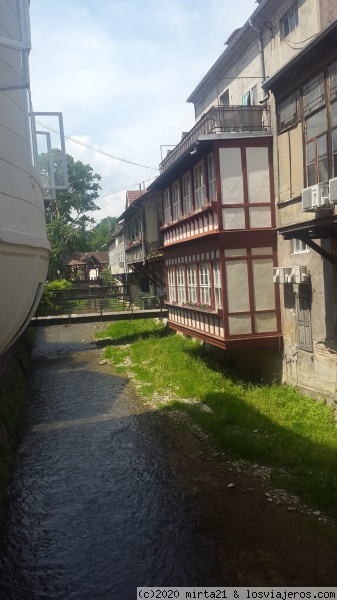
96 319 337 518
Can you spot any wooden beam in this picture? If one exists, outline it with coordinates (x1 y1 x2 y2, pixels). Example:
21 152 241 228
294 235 335 264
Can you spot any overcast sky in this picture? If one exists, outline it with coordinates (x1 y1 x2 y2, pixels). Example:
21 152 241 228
29 0 256 223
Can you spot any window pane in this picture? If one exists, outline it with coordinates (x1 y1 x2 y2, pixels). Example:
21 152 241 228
303 72 325 116
332 102 337 128
317 135 327 158
199 264 211 305
306 141 315 165
307 163 316 186
333 128 337 177
289 11 296 31
213 262 222 309
318 157 328 182
277 91 299 132
329 61 337 100
305 108 327 140
172 181 180 222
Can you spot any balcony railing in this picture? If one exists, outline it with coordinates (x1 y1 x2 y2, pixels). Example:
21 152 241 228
160 105 270 173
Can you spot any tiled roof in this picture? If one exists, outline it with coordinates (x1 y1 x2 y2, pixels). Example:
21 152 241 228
126 189 147 207
63 252 108 265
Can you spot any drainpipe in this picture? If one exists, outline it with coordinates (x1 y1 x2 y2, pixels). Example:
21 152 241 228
248 19 266 85
140 209 145 266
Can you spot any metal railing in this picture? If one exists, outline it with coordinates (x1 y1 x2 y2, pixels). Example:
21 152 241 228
35 291 167 320
160 104 271 172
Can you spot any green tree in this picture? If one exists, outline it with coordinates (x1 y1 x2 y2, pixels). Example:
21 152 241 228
44 150 102 279
87 216 117 251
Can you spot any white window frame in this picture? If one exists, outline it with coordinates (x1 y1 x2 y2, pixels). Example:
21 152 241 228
292 239 310 254
182 172 192 215
282 3 298 37
31 112 68 196
213 262 222 309
199 264 211 305
242 85 258 106
163 189 171 225
194 161 206 211
177 266 186 304
220 89 229 106
187 265 197 303
172 181 181 222
207 153 216 203
168 268 176 303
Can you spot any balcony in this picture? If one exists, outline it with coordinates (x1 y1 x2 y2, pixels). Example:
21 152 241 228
160 105 270 173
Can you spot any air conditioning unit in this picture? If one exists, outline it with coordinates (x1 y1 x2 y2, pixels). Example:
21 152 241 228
285 266 309 284
302 183 329 211
329 177 337 204
273 267 286 284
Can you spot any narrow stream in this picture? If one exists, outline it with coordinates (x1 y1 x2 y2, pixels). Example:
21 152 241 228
0 324 225 599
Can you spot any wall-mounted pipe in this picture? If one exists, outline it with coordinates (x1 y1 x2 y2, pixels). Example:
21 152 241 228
249 18 266 84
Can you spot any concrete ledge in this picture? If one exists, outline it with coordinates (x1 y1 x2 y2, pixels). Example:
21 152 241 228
30 309 168 327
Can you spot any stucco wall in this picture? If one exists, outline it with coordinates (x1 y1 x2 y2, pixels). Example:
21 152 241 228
276 224 337 404
194 0 322 120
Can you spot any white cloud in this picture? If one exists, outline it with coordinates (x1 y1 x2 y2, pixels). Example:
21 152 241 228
29 0 257 220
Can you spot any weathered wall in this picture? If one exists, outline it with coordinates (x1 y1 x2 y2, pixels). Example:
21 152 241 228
193 0 322 119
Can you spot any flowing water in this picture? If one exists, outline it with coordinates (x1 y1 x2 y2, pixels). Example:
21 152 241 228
0 324 225 599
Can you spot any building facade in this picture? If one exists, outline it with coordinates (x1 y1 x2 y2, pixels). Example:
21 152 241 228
264 20 337 402
148 0 337 390
110 190 165 303
149 113 282 358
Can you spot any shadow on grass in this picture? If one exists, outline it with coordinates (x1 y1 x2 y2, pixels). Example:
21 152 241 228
162 385 337 517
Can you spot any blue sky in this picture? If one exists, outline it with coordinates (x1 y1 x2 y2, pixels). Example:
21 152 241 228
29 0 256 221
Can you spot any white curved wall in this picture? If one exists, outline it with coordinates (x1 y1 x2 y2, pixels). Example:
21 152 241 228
0 1 50 354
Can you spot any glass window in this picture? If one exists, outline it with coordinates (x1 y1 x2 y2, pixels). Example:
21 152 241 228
199 264 211 305
332 127 337 178
277 91 299 132
168 268 176 302
317 135 328 182
305 108 328 185
220 89 229 106
332 102 337 128
293 239 310 254
177 266 186 304
250 85 258 106
282 4 298 37
329 60 337 101
172 181 181 222
182 172 192 215
163 189 171 225
194 161 206 210
187 265 197 303
207 153 216 202
213 262 222 309
303 72 325 116
305 108 327 140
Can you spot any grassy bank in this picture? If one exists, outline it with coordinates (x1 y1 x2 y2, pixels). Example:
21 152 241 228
96 319 337 518
0 331 33 521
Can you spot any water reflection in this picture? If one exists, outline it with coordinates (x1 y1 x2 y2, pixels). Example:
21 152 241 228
0 324 224 599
